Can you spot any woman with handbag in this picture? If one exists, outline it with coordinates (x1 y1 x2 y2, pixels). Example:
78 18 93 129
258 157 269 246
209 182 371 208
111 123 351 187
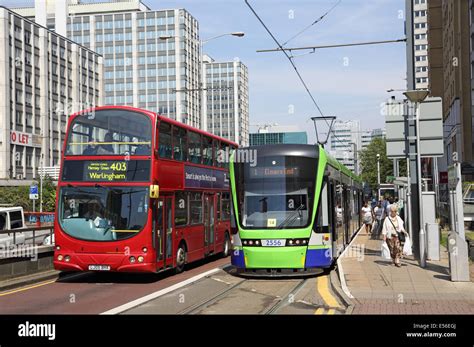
381 204 408 267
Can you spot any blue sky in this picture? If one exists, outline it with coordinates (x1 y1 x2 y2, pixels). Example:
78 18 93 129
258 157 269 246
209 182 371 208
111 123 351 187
2 0 408 143
150 0 408 142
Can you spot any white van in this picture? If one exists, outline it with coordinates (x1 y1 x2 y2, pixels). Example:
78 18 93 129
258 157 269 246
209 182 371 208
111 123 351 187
0 207 26 246
0 207 52 247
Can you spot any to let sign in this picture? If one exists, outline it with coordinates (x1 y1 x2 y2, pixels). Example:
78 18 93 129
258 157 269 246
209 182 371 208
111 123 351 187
10 130 41 148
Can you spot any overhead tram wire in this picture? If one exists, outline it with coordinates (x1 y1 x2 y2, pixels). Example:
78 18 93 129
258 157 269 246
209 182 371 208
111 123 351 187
282 0 342 47
244 0 347 148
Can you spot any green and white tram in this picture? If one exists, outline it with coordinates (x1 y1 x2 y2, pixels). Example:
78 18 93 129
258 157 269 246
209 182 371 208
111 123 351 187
230 144 364 276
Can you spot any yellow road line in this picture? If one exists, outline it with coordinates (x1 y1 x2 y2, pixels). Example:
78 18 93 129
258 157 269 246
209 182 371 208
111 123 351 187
327 308 336 315
0 280 56 297
314 308 325 315
316 275 342 309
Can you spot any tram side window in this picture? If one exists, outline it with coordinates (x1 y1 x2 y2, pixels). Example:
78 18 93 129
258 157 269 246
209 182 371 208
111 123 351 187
173 126 187 161
158 122 172 159
175 192 188 226
189 192 203 224
202 136 213 166
221 192 231 220
188 131 202 164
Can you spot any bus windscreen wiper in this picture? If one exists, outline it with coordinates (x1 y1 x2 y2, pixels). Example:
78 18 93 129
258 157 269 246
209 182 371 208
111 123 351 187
277 204 305 229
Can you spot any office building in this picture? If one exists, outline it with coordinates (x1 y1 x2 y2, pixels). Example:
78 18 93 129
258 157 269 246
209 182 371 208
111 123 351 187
203 55 249 146
249 125 307 146
328 120 361 173
13 1 202 128
428 0 472 166
0 6 103 185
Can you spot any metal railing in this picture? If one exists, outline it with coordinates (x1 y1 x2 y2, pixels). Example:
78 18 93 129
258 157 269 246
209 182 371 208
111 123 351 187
0 226 54 246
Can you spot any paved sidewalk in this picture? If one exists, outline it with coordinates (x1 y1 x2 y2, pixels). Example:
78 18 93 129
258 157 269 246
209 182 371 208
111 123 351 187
339 230 474 314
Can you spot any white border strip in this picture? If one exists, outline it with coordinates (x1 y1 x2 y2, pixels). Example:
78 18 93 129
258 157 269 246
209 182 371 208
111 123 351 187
101 268 220 315
336 228 363 299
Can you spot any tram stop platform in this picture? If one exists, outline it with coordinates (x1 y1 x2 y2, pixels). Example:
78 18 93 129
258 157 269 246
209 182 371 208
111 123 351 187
337 229 474 314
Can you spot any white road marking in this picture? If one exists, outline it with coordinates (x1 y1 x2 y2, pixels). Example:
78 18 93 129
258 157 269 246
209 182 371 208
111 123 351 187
336 227 363 299
211 277 232 285
101 268 221 315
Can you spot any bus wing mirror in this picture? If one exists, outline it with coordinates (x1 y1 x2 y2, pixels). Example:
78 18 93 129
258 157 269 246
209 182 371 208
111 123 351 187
150 185 160 199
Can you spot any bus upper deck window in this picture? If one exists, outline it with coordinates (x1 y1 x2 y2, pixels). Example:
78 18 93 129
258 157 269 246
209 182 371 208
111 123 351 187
158 122 172 159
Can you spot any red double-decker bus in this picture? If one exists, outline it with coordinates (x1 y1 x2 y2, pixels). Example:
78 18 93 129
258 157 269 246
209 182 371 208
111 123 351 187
54 106 237 273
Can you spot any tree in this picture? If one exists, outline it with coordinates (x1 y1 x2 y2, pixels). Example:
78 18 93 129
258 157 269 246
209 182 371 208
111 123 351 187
0 176 57 212
359 138 406 190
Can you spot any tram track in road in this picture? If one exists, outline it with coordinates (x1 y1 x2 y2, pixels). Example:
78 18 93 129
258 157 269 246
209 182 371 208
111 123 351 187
177 276 313 315
116 268 347 315
177 278 247 314
263 278 309 314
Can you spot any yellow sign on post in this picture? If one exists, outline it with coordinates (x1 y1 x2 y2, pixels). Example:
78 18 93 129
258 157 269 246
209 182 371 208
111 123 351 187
149 185 160 198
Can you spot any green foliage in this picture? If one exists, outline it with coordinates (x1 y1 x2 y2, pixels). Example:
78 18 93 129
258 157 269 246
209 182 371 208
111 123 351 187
359 138 407 190
0 176 57 212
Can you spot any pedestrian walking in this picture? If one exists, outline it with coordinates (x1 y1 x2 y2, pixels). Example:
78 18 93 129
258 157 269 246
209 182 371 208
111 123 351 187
381 204 408 267
361 201 373 235
373 201 384 236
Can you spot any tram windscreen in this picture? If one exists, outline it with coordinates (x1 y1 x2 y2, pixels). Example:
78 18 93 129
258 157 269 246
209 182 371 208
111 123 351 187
234 156 318 229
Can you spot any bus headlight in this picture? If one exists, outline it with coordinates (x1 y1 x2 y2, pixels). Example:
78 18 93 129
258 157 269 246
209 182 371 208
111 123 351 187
129 256 136 263
138 256 144 263
142 247 148 253
65 255 71 262
57 254 64 261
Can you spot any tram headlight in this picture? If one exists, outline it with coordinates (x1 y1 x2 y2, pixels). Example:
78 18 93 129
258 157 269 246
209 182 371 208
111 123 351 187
287 239 309 247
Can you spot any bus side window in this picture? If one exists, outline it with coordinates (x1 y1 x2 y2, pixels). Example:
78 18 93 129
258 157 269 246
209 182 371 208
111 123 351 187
173 126 187 161
188 131 202 164
175 192 188 226
158 122 172 159
190 192 203 224
212 140 219 166
222 144 230 169
216 193 221 220
216 141 222 168
221 192 231 220
203 136 213 166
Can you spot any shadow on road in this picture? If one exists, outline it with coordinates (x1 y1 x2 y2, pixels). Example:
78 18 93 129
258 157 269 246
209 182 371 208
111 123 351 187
56 254 228 285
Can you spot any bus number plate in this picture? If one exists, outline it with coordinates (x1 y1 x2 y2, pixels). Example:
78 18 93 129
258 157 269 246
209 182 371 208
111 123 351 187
88 265 111 271
261 239 286 247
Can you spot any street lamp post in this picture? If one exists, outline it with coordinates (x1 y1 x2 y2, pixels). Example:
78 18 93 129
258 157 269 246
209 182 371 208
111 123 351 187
404 89 429 268
377 153 381 199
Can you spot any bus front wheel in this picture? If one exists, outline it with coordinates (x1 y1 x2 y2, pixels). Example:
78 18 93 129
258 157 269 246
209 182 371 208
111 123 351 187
175 243 187 274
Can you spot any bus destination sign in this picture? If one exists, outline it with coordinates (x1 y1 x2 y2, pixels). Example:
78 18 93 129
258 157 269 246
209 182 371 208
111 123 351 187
84 161 128 181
